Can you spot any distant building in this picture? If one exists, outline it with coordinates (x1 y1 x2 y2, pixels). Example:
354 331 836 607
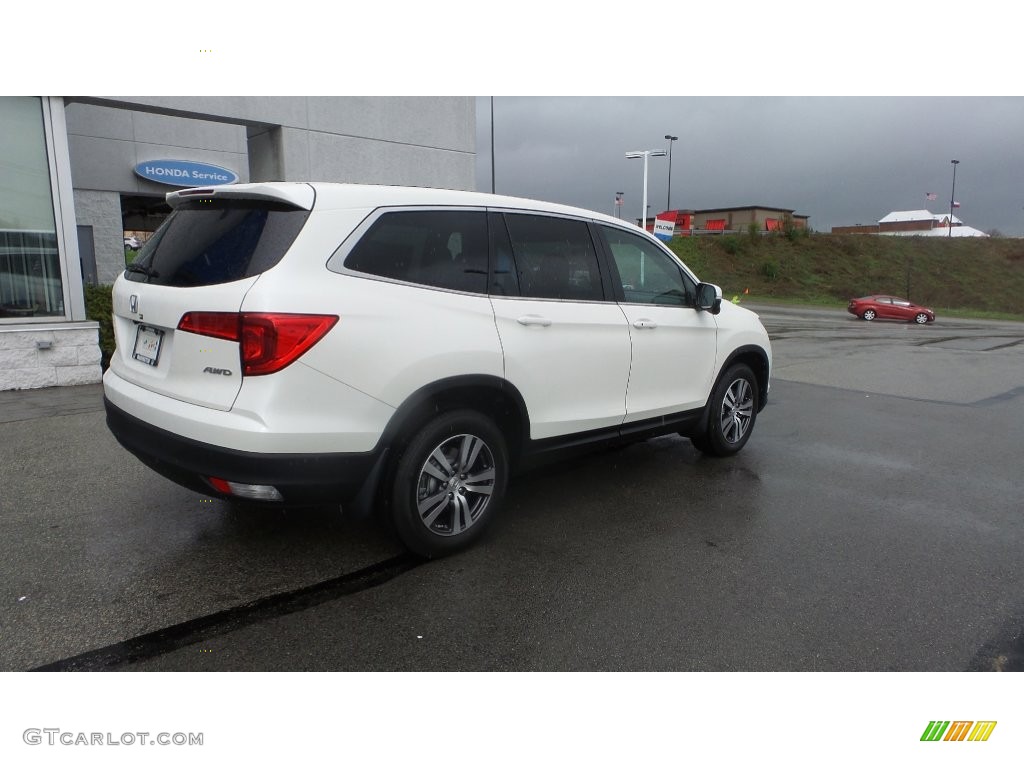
639 205 809 234
832 210 989 237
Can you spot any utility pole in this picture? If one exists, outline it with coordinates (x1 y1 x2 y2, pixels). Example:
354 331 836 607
948 159 959 238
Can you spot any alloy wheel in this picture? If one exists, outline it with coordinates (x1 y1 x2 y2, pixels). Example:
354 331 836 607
415 433 496 536
720 378 754 444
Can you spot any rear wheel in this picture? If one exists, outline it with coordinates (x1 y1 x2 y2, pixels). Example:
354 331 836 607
691 363 759 457
390 410 507 558
861 309 876 321
914 312 929 324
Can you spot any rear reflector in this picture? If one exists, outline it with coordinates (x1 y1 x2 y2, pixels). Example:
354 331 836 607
178 312 338 375
206 476 284 501
206 476 232 494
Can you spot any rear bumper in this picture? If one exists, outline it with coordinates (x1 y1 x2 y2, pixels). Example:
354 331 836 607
104 397 382 505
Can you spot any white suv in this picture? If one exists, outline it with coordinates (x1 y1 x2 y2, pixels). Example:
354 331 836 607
103 183 771 557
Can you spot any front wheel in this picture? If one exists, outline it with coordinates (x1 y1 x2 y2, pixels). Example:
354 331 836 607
390 410 508 558
691 364 759 457
914 313 929 324
861 309 876 321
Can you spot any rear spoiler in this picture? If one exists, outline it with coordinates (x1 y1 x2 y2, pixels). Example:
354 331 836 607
166 182 315 211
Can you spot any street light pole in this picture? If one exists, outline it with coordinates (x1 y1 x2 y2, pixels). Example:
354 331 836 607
664 135 678 211
949 159 959 238
626 149 667 230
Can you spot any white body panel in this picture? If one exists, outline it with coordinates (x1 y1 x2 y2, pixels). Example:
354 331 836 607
712 301 774 379
104 360 394 453
490 296 631 440
619 303 719 420
272 274 504 409
109 277 257 410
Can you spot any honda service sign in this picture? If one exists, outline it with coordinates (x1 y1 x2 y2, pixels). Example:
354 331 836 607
135 160 239 187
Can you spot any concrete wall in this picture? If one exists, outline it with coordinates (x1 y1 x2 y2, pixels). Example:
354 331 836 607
67 97 476 190
75 97 476 154
73 190 126 285
0 323 102 390
65 102 250 196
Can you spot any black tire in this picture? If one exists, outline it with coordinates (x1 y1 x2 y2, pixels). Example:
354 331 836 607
390 410 507 558
690 363 759 457
861 309 876 321
914 313 929 324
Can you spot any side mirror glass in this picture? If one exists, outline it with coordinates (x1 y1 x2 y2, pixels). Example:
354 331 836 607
696 282 722 315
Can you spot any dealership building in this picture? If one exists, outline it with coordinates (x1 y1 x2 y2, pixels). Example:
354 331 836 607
0 96 476 391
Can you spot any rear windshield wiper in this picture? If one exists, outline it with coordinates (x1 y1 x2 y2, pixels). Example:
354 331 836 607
125 263 159 279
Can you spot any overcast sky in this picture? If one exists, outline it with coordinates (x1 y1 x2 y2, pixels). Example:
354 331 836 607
474 97 1024 236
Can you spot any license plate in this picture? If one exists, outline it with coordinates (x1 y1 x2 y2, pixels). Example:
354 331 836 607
132 324 164 366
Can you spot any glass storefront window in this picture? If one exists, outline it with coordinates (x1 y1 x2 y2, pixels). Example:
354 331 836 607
0 97 64 319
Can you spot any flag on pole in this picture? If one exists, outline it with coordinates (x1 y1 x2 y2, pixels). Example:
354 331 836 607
925 192 937 201
952 201 961 208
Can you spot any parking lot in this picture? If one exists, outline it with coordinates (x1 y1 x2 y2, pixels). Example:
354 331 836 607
2 304 1022 671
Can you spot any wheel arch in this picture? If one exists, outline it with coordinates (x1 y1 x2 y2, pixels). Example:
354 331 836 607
380 375 530 470
717 344 770 412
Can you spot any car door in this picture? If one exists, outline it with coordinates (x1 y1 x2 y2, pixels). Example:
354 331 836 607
597 224 718 421
874 297 895 319
889 298 914 320
488 212 631 441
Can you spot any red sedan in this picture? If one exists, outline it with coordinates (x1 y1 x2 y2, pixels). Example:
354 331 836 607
847 295 936 324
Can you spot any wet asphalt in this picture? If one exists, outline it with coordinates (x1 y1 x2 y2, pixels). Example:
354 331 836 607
2 304 1022 671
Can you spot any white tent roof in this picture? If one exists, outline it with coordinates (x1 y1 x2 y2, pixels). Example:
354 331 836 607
879 210 962 225
880 224 988 238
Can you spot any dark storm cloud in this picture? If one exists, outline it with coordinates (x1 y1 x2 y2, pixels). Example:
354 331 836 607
476 97 1024 235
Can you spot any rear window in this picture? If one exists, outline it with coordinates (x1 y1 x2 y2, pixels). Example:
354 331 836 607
124 200 309 286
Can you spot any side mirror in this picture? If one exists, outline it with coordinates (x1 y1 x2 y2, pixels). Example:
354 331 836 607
696 282 722 315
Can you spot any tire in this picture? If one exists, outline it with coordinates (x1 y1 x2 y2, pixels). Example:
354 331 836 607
390 410 507 558
691 363 759 457
861 309 876 321
914 313 929 324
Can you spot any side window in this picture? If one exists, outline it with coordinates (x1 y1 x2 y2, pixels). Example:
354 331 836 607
344 210 488 293
502 214 604 301
600 225 695 306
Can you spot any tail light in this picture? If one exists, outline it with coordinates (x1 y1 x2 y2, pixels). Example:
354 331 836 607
178 312 338 375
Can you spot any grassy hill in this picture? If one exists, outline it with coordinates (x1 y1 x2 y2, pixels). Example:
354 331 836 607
669 232 1024 319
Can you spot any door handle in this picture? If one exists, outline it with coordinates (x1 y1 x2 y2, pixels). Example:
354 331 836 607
632 319 658 329
517 315 552 327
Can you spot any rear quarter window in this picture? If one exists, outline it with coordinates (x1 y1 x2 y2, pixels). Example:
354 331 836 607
125 200 309 286
344 209 488 294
